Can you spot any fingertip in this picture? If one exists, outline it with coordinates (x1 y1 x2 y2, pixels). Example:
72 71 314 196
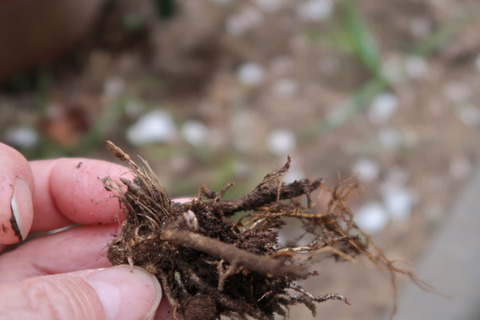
0 179 33 244
154 299 176 320
0 143 34 244
10 178 33 241
48 158 130 225
85 266 162 320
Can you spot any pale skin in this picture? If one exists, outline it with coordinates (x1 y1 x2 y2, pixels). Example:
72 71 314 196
0 142 175 320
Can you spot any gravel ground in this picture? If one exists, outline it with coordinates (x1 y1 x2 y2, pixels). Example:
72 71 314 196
2 0 480 318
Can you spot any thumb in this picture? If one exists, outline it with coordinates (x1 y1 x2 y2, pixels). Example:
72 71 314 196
0 265 162 320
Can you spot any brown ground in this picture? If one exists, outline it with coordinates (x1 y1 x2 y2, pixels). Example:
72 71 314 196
2 0 480 319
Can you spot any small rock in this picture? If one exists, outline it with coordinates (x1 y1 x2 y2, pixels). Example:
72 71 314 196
355 202 388 234
226 6 263 36
405 56 429 79
381 56 403 84
296 0 333 22
383 187 415 221
368 92 399 125
352 158 380 183
377 128 403 150
284 163 305 183
456 104 480 127
127 110 177 146
445 82 469 103
271 78 298 97
4 126 39 148
103 76 125 99
266 129 297 155
181 120 209 146
237 62 265 86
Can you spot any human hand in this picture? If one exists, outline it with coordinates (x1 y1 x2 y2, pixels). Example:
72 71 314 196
0 142 167 319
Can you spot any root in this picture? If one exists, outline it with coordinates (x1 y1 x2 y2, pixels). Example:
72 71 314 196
103 141 427 320
162 229 309 279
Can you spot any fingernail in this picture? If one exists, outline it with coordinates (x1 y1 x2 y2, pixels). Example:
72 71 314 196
9 179 33 242
86 266 162 320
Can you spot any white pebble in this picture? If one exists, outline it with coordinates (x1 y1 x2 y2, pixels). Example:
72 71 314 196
381 56 403 84
445 82 469 102
226 6 263 36
4 126 39 148
284 164 305 183
237 62 265 86
405 56 429 79
266 129 297 155
103 76 125 99
181 120 208 146
383 188 415 221
296 0 333 22
377 128 403 150
355 202 388 234
352 158 380 183
456 104 480 127
127 110 177 146
271 78 298 97
368 92 399 125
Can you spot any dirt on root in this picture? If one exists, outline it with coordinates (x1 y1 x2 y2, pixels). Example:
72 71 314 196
102 141 424 320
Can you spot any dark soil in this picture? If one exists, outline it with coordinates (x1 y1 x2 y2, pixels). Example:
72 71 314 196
102 141 420 320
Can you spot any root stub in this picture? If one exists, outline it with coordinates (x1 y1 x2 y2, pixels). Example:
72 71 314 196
103 141 423 320
162 230 309 279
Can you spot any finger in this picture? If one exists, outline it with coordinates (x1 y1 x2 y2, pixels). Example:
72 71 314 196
154 299 176 320
0 143 34 244
0 198 193 283
30 158 132 232
0 225 117 284
0 265 161 320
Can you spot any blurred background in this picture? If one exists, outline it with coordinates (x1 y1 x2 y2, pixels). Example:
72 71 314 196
1 0 480 319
